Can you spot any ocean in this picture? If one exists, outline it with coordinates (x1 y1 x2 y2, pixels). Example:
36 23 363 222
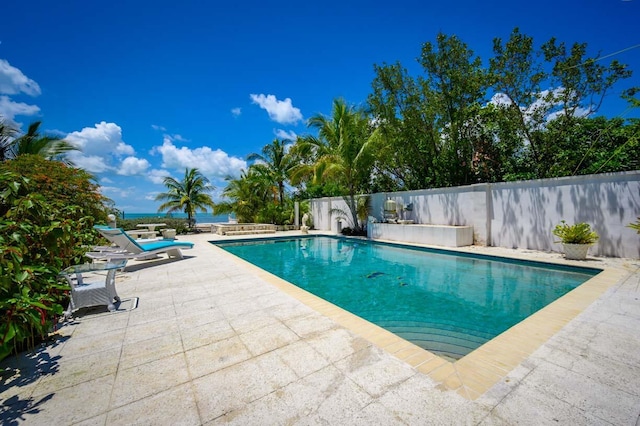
121 212 230 223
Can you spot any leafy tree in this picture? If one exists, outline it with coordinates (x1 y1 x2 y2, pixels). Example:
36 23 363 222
292 98 375 232
0 155 108 361
0 119 18 162
156 168 216 228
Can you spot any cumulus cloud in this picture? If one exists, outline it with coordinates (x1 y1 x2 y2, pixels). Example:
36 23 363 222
275 129 297 141
65 122 136 173
118 156 150 176
231 107 241 117
0 59 41 96
147 168 172 184
0 95 40 125
250 94 303 124
155 138 246 179
99 185 136 198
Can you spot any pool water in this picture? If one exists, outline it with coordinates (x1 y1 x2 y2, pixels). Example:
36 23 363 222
213 236 600 360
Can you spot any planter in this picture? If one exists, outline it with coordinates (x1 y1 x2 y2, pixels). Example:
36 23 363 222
562 243 591 260
162 229 176 240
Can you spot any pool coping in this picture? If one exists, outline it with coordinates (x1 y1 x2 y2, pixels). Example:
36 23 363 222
209 235 630 400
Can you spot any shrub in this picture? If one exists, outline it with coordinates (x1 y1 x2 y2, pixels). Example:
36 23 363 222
552 221 599 244
629 217 640 234
0 156 108 361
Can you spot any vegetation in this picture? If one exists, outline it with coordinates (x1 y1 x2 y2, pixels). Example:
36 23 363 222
156 168 216 228
0 155 108 361
0 120 77 163
552 221 600 245
629 218 640 234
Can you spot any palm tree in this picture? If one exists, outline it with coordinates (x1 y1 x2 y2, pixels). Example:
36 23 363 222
8 121 77 163
0 119 18 161
292 98 376 232
246 138 296 205
155 168 216 228
214 169 272 223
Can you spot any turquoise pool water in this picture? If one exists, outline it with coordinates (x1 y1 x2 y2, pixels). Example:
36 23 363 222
213 236 600 360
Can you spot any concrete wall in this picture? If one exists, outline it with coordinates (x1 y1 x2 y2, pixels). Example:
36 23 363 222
309 171 640 259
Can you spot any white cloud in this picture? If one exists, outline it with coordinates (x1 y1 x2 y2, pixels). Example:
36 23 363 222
65 122 135 173
155 138 246 179
0 95 40 126
118 156 150 175
231 107 241 117
147 168 172 184
144 192 159 201
275 129 297 141
100 177 114 184
0 59 41 96
250 94 303 124
151 124 167 132
99 185 136 198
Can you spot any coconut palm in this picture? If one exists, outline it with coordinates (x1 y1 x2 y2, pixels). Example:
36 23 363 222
0 119 18 161
8 121 77 163
291 98 376 232
247 138 296 205
214 169 273 223
155 168 216 228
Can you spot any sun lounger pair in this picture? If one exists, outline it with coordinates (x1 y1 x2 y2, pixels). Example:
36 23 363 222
86 226 194 261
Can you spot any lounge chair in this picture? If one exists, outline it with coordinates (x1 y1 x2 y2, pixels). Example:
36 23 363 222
86 226 194 261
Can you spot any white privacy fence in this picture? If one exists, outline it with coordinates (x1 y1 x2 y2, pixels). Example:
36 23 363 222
309 171 640 259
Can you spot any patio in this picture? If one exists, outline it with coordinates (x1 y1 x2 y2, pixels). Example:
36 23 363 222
1 231 639 425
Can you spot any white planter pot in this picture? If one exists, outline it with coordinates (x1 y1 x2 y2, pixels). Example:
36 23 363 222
562 243 591 260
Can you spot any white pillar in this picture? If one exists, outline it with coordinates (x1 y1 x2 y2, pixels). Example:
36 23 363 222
294 202 300 227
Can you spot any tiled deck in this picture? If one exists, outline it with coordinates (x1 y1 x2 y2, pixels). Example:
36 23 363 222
1 231 639 425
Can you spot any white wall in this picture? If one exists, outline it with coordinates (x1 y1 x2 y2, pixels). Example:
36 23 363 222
309 171 640 258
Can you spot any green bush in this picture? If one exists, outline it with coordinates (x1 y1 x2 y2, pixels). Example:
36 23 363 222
552 221 599 244
115 217 190 234
0 156 108 361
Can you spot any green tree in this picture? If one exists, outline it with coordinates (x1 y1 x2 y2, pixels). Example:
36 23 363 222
215 169 272 223
292 98 375 232
156 168 216 228
0 155 109 361
4 121 78 163
247 138 296 205
0 119 18 162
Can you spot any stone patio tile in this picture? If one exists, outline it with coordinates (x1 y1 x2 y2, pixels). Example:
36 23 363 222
185 335 252 379
180 319 236 351
377 374 488 425
32 347 121 396
56 328 126 360
192 353 296 423
173 297 220 317
69 313 130 337
175 308 226 330
123 317 179 345
72 413 108 426
15 374 115 425
523 360 639 425
120 332 184 370
126 306 177 327
333 346 416 397
305 328 371 363
238 321 300 356
480 381 612 425
283 312 338 338
268 300 315 322
106 383 200 425
228 310 280 334
110 353 190 409
350 401 408 425
272 340 331 378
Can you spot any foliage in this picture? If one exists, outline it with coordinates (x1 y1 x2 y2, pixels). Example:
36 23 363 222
156 168 216 228
291 99 376 232
368 27 634 190
628 217 640 234
0 156 108 361
247 138 296 206
0 119 77 164
552 221 599 245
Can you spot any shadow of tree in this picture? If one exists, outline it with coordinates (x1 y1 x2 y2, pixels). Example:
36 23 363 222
0 335 68 425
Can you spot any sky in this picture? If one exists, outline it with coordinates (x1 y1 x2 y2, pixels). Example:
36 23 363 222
1 0 638 212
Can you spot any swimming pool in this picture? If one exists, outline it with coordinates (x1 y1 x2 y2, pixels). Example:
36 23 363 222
213 236 600 360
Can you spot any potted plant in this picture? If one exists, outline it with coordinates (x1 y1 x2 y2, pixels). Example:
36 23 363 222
552 220 599 260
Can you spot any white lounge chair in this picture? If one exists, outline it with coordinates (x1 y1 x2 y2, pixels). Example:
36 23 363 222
86 226 194 261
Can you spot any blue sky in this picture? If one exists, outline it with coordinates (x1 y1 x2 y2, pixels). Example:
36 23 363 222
1 0 638 212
